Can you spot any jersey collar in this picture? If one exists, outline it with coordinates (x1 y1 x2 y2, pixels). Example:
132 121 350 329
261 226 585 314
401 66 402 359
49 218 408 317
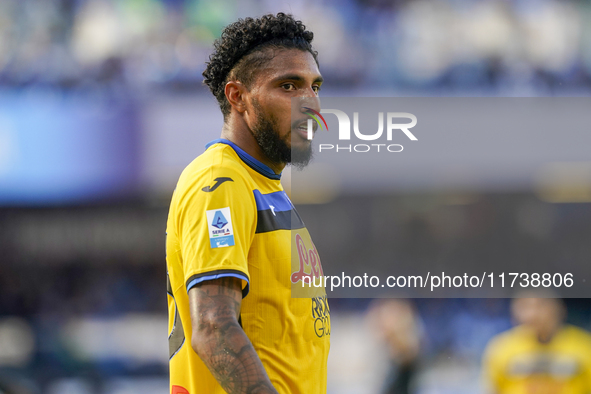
205 139 282 180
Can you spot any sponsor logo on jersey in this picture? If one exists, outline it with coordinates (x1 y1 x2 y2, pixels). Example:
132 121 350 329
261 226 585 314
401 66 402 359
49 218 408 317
202 177 233 192
291 233 324 284
172 386 190 394
206 207 235 248
312 295 331 338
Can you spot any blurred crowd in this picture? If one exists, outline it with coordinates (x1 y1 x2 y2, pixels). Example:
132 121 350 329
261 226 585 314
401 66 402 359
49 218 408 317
364 296 591 394
1 195 591 393
1 0 591 93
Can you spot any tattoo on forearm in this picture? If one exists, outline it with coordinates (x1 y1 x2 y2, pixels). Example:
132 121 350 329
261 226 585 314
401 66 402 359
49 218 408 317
190 277 278 394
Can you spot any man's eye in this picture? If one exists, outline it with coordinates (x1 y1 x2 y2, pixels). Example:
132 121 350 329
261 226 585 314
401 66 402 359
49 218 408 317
313 85 321 94
282 83 296 91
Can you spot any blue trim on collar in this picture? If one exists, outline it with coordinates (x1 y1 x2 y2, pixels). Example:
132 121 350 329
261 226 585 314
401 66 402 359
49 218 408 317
206 139 282 180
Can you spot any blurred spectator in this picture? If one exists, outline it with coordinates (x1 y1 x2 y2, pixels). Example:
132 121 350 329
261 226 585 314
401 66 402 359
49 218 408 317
367 299 422 394
482 294 591 394
1 0 591 92
0 372 39 394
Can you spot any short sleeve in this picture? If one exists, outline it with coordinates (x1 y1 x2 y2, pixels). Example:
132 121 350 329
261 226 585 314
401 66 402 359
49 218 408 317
481 336 504 394
580 331 591 391
175 165 256 297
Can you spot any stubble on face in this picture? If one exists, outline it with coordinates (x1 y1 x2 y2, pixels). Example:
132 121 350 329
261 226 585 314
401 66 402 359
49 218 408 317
250 98 313 170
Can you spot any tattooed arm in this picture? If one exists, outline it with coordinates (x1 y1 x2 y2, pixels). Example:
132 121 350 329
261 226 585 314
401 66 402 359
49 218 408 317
189 277 279 394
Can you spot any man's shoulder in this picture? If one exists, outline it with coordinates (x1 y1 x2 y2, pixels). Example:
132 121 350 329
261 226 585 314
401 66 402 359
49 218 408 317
178 142 252 188
486 326 529 354
559 324 591 347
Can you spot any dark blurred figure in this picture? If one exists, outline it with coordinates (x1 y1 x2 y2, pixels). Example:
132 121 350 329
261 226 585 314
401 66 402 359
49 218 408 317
0 374 39 394
367 299 422 394
482 294 591 394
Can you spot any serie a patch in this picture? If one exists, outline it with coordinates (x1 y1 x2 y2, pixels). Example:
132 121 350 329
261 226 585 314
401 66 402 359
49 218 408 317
206 207 235 248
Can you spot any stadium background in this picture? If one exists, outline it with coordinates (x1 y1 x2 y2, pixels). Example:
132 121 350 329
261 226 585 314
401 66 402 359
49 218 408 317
1 0 591 393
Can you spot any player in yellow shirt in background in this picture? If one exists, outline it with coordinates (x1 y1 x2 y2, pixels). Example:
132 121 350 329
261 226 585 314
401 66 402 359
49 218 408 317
483 295 591 394
166 13 329 394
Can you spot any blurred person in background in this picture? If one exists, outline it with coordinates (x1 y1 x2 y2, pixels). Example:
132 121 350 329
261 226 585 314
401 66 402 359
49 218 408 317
482 294 591 394
0 374 39 394
367 299 422 394
166 13 328 394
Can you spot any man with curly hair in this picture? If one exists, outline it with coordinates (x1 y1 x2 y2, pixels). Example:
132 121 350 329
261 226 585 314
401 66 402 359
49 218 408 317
166 13 329 394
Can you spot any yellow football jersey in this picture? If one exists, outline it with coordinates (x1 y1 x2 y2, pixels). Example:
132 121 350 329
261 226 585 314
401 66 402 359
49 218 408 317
483 324 591 394
166 139 330 394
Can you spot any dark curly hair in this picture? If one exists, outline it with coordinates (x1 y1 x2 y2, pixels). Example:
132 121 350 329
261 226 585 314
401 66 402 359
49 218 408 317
203 13 318 118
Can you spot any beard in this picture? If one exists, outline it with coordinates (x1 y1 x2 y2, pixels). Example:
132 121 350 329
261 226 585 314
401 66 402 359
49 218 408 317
251 100 313 170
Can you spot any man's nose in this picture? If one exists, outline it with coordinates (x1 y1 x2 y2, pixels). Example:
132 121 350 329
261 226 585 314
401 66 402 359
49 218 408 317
298 94 320 114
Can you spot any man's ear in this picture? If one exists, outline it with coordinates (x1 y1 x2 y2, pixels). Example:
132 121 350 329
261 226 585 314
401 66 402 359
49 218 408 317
225 81 247 114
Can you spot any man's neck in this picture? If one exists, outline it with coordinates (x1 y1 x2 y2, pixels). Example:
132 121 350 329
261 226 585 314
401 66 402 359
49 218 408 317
220 117 285 175
533 323 562 344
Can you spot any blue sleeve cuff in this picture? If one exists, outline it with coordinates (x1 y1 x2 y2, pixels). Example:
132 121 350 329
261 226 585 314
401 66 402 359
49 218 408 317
186 269 250 298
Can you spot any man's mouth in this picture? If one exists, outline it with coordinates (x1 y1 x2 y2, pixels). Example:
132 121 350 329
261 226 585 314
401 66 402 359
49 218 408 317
294 119 318 135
